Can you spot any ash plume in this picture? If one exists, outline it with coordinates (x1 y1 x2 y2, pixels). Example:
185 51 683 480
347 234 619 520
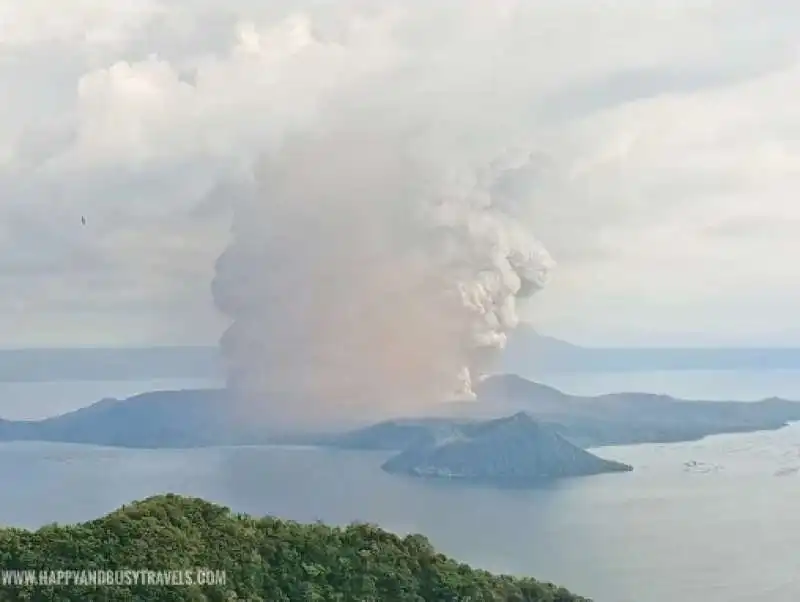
210 14 555 429
211 128 553 427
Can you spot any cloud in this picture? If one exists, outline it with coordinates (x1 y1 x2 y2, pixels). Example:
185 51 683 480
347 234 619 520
0 0 799 346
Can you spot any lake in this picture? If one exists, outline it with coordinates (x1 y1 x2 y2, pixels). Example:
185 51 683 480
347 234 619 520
2 372 800 602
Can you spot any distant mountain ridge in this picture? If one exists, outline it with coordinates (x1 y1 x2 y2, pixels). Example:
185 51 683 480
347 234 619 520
329 373 800 449
3 374 800 451
0 389 245 448
477 373 800 446
502 324 800 373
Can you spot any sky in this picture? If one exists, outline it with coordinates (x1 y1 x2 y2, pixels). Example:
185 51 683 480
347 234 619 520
1 0 799 348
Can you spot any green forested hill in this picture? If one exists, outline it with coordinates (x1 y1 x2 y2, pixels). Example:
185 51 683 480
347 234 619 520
0 494 588 601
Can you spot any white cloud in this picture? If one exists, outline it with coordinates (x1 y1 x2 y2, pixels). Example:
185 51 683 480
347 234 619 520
0 0 798 346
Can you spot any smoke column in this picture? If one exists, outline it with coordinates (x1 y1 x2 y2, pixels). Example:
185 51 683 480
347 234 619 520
211 13 555 429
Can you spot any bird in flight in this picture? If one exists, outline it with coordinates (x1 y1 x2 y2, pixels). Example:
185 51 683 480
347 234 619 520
81 216 86 226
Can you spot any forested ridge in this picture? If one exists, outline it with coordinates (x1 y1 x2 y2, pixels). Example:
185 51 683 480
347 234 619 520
0 494 589 601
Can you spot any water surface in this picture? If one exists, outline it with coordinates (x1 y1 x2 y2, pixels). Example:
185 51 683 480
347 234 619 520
2 372 800 602
2 425 800 602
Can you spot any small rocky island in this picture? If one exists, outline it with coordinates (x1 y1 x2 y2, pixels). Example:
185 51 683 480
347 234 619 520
381 412 632 484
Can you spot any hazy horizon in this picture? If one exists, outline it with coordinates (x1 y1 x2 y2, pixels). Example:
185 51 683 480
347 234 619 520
7 327 800 350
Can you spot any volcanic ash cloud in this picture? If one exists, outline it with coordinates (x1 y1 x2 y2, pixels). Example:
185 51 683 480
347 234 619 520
211 129 554 427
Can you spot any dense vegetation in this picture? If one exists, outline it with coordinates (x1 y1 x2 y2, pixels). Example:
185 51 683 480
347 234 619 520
0 494 588 601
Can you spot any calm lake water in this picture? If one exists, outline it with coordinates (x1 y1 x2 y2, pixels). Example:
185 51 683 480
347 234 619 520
2 371 800 602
